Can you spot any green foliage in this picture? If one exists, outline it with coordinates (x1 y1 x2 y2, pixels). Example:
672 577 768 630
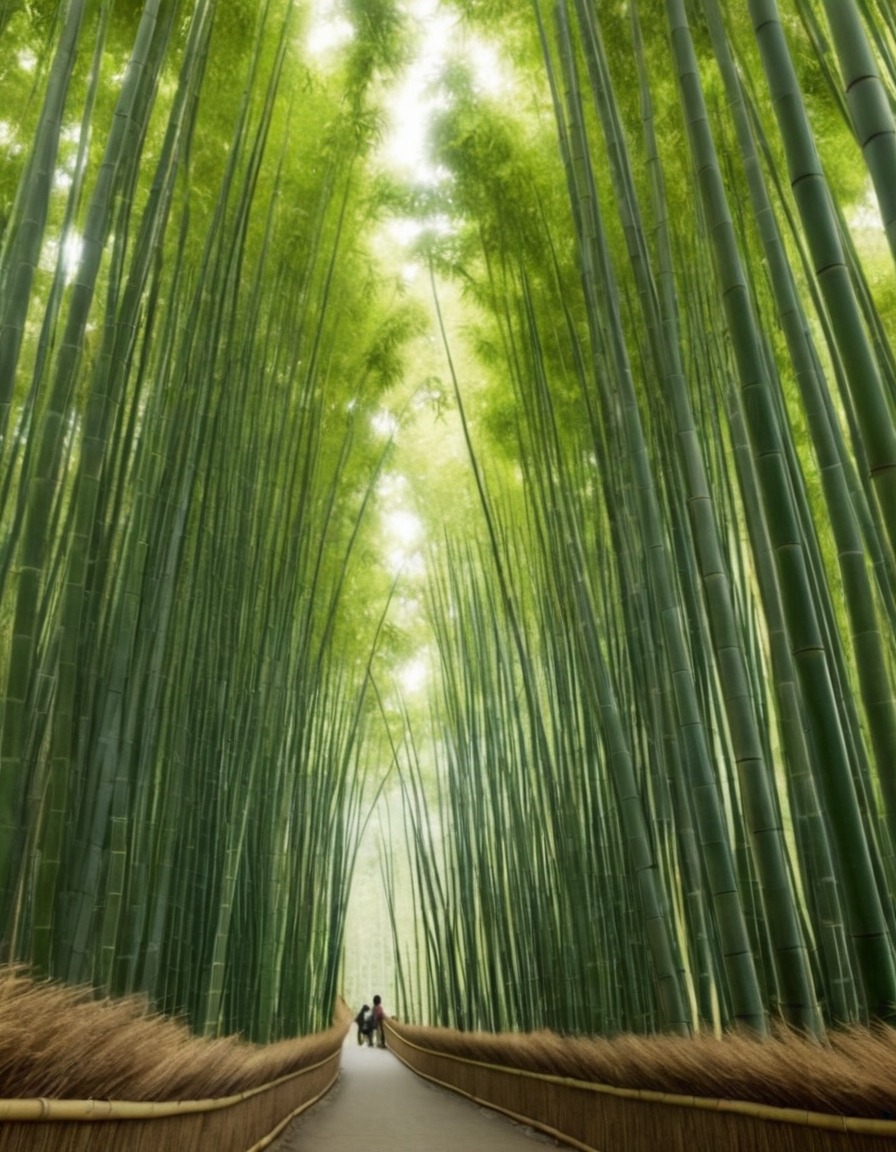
389 0 896 1038
3 0 896 1050
0 0 423 1043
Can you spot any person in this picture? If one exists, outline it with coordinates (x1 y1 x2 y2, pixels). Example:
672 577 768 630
371 994 386 1049
354 1003 373 1046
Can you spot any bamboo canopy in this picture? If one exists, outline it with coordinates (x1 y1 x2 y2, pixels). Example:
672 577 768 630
0 0 895 1054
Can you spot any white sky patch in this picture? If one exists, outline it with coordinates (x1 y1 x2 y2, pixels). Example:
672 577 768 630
371 1 510 277
372 409 399 438
386 545 425 577
62 232 83 277
381 497 425 578
398 653 428 694
305 0 510 178
40 231 83 282
385 507 425 577
467 39 506 96
381 0 512 185
850 182 886 232
386 508 422 547
306 0 354 57
385 214 454 245
382 0 456 182
18 49 37 72
379 472 406 500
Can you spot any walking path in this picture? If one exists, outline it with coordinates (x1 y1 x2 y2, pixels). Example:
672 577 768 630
273 1037 560 1151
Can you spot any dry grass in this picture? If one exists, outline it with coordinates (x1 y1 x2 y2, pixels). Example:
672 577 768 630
388 1018 896 1120
0 968 349 1102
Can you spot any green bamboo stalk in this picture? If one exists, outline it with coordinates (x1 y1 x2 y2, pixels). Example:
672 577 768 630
703 0 896 925
666 0 896 1018
566 0 822 1032
0 0 413 1038
33 0 188 982
0 0 84 441
547 0 766 1030
711 319 860 1023
747 0 896 570
0 0 165 949
856 0 896 93
815 0 896 265
90 0 217 993
429 210 694 1028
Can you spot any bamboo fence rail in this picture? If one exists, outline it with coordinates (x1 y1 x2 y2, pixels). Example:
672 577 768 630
385 1020 896 1151
0 1045 340 1152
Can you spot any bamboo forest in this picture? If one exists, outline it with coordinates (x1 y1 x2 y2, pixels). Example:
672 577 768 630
2 0 896 1062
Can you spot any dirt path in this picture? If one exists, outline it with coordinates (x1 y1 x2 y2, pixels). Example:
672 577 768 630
273 1037 560 1151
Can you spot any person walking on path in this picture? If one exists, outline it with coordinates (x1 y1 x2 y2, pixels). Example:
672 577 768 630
371 994 386 1049
354 1004 373 1047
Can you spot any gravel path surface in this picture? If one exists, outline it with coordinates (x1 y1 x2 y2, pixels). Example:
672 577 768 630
273 1037 560 1151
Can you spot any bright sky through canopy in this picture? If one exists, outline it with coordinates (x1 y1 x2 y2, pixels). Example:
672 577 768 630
307 0 509 182
382 0 455 182
306 0 508 712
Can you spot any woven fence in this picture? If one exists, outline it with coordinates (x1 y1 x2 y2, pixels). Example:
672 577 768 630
0 1043 340 1152
385 1020 896 1151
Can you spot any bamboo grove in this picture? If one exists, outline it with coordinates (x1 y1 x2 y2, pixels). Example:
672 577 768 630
388 0 896 1041
0 0 419 1041
3 0 896 1051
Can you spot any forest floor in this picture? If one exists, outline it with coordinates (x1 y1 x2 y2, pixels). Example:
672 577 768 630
273 1034 560 1151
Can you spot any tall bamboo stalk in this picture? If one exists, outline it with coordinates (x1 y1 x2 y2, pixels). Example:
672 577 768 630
0 0 411 1040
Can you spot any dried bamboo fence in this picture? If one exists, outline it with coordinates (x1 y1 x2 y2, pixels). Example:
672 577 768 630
384 1020 896 1151
0 1044 340 1152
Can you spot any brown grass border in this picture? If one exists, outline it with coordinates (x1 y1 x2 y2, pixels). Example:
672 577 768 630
384 1020 896 1151
0 1046 341 1151
0 971 349 1151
